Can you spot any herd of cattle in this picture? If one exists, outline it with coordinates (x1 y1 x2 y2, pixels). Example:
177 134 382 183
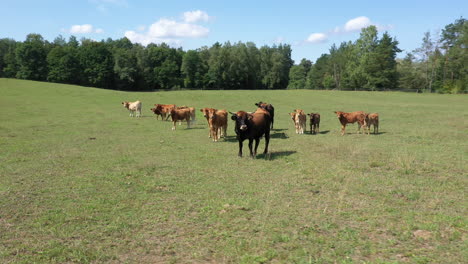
122 100 380 157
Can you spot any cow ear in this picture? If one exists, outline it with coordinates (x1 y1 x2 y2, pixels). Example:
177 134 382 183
231 115 237 121
248 114 254 120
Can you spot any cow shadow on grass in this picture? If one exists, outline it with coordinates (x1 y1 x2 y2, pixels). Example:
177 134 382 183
257 150 297 160
306 130 330 135
270 132 289 139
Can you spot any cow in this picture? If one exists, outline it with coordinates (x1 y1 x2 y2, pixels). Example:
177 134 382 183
152 104 176 120
289 109 306 134
334 111 368 136
307 113 321 134
230 108 271 158
176 106 196 125
365 113 379 134
170 108 191 130
206 108 228 142
122 101 142 117
201 107 216 137
255 101 275 129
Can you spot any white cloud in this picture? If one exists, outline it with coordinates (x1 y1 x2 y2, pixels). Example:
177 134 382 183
306 33 328 44
183 10 211 23
69 24 103 34
273 36 285 44
344 16 372 32
124 18 209 46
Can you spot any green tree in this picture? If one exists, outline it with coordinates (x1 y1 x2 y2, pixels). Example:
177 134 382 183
78 40 114 89
15 33 48 81
0 38 17 77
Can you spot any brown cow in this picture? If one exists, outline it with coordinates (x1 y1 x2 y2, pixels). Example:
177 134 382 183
152 104 176 120
230 108 271 158
255 102 275 129
200 107 216 137
122 101 142 117
206 108 228 142
289 109 306 134
334 111 368 136
365 113 379 134
176 106 196 125
307 113 320 134
170 108 191 130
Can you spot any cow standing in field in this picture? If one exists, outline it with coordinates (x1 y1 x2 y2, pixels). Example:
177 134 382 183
334 111 368 135
170 108 191 130
206 108 228 142
365 113 379 134
122 101 142 117
255 101 275 129
201 107 216 138
176 106 196 125
289 109 306 134
152 104 176 120
230 108 271 158
307 113 321 134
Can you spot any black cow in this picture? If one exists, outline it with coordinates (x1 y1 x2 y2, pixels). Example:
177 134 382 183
255 101 275 129
307 113 320 134
230 109 271 158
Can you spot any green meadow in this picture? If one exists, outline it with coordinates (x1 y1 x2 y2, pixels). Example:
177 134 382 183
0 79 467 263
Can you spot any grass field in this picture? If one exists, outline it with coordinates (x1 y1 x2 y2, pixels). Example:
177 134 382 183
0 78 467 263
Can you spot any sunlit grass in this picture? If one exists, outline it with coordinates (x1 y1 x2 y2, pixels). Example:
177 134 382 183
0 79 467 263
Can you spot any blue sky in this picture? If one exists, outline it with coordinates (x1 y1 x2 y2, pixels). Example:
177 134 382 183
0 0 466 63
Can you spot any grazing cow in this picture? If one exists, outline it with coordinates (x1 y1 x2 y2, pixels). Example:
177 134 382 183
289 109 306 134
152 104 176 120
334 111 368 136
206 108 228 142
122 101 142 117
365 113 379 134
307 113 321 134
255 101 275 129
170 108 191 130
230 108 271 158
201 107 216 137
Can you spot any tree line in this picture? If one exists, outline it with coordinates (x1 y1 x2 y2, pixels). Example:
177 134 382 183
0 18 465 93
289 18 467 93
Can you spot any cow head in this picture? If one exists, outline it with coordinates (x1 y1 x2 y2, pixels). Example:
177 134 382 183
230 111 252 131
122 101 130 109
207 108 217 120
289 112 297 122
334 111 344 118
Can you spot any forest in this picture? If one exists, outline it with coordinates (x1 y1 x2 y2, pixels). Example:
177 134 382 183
0 18 466 93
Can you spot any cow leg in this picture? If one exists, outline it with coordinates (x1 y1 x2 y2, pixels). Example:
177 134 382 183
186 117 190 128
263 131 270 155
248 139 254 158
253 138 261 157
341 124 346 136
238 140 243 157
172 120 176 130
317 124 319 134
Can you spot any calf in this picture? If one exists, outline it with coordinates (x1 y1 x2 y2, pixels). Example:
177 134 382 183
170 108 191 130
201 107 216 137
307 113 321 134
152 104 176 120
255 101 275 129
177 106 196 125
206 108 228 142
289 109 306 134
122 101 142 117
334 111 368 136
365 113 379 134
230 108 271 158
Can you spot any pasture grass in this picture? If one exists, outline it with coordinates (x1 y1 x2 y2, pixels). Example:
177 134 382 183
0 78 467 263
